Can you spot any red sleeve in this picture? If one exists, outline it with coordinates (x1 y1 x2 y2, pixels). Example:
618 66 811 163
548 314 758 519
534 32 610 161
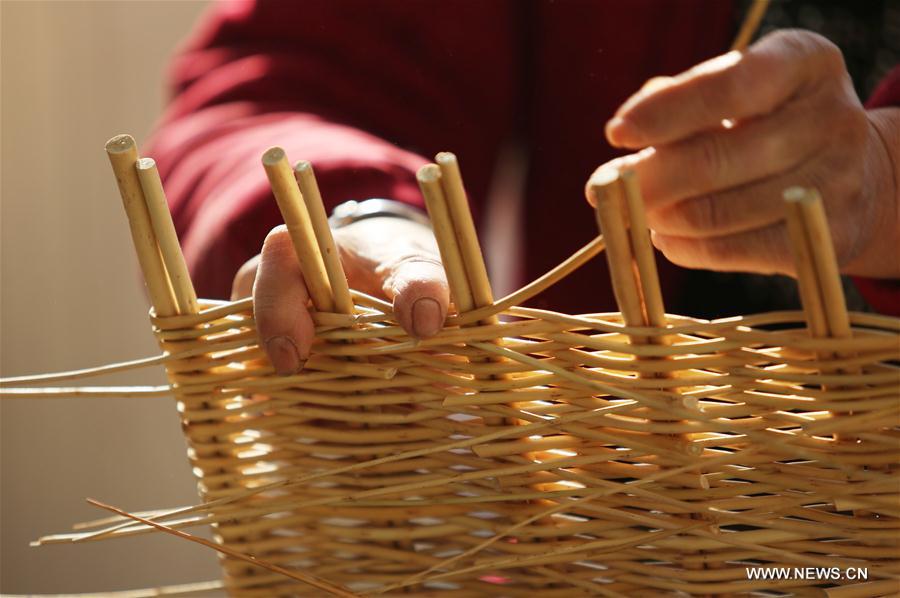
855 65 900 316
146 0 516 298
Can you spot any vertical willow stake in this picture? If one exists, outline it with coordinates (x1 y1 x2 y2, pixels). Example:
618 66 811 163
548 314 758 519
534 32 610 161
262 147 334 313
105 135 177 317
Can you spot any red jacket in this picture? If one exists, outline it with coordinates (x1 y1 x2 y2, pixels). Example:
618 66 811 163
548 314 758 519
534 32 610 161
148 0 899 317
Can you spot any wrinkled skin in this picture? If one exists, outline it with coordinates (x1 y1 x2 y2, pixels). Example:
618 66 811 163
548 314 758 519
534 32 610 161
597 30 898 279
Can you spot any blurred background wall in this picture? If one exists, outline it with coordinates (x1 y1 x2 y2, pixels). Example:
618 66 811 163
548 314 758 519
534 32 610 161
0 1 224 593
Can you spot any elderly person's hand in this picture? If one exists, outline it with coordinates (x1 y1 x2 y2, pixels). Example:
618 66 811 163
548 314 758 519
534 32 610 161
599 30 899 278
232 216 449 375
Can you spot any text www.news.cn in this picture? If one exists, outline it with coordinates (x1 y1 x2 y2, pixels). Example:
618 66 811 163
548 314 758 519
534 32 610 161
746 567 868 582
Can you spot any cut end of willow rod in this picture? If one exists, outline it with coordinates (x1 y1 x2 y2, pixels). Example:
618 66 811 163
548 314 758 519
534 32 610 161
783 186 820 205
435 151 457 166
417 163 441 183
293 159 313 173
105 134 136 155
136 157 156 170
261 146 286 166
585 165 620 206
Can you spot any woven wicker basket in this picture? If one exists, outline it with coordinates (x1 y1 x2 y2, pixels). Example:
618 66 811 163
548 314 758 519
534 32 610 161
4 134 899 598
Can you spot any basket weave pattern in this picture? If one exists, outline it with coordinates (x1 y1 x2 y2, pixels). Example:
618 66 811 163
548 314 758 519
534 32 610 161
5 134 898 597
154 292 899 596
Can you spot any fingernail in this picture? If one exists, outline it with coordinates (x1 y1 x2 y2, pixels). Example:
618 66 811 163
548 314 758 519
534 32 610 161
411 298 442 339
605 116 628 146
265 335 302 375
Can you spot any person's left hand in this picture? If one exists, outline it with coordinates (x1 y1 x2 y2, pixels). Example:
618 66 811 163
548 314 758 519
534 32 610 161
596 29 899 278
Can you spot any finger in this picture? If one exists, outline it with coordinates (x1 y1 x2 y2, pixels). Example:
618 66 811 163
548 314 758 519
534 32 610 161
607 30 844 148
231 254 260 300
651 222 794 275
334 216 451 340
253 225 315 375
381 256 450 340
623 91 827 210
648 182 785 240
646 159 823 239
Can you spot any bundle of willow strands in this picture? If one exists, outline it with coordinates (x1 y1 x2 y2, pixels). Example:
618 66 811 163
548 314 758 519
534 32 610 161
2 132 899 598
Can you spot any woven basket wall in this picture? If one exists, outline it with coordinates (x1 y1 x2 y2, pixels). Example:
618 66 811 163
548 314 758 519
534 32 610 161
152 296 900 597
5 135 898 598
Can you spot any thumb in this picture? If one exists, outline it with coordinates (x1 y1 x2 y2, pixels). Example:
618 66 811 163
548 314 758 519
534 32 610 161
382 256 450 340
253 225 315 375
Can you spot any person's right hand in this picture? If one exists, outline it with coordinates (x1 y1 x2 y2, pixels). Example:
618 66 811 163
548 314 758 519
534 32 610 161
232 216 449 375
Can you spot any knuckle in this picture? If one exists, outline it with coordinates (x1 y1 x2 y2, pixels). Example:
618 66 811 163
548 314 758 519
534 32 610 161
815 36 845 73
399 260 442 284
385 255 447 292
770 29 822 56
693 134 730 188
776 29 844 74
678 195 720 233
